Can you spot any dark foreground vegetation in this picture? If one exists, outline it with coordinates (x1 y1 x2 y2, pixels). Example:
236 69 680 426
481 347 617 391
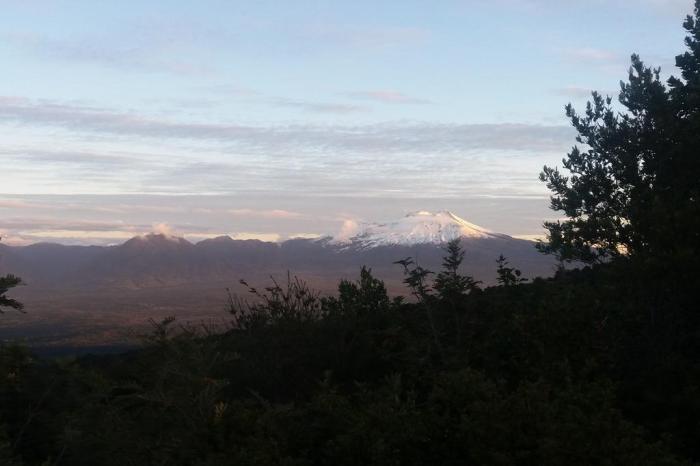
2 1 700 464
0 253 699 465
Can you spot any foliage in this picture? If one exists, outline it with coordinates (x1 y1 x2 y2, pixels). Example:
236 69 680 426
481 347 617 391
394 257 434 300
0 275 23 313
0 250 697 465
539 1 700 262
496 254 528 286
434 239 481 300
230 273 322 330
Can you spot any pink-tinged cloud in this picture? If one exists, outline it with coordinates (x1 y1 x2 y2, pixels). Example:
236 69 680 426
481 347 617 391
151 222 177 236
333 219 361 242
0 199 41 209
0 230 34 246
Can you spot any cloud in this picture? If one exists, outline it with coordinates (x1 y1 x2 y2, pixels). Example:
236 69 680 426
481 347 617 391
0 208 315 245
231 232 281 242
0 217 213 234
0 96 574 154
333 219 361 242
2 21 220 76
0 216 220 245
23 229 138 241
0 218 142 232
229 209 304 219
285 232 321 240
512 234 544 241
1 96 572 202
270 98 367 114
0 230 34 246
151 222 177 236
0 199 46 209
1 148 135 167
296 25 430 50
344 90 432 105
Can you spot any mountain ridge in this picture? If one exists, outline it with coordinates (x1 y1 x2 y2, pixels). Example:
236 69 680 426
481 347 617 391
0 211 556 291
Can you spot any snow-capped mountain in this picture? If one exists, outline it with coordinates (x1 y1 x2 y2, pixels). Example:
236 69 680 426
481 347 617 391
332 211 510 249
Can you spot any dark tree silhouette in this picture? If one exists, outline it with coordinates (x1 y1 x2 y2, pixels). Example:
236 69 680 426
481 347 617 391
495 254 527 286
434 239 480 300
0 275 23 313
333 266 393 316
539 1 700 262
0 239 23 313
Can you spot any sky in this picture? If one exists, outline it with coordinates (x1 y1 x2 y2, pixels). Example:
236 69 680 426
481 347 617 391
0 0 695 245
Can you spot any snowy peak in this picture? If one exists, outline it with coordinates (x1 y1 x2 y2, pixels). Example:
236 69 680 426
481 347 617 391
334 210 510 248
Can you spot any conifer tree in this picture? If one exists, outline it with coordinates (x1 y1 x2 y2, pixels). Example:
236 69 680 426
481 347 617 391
540 1 700 262
434 239 479 299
